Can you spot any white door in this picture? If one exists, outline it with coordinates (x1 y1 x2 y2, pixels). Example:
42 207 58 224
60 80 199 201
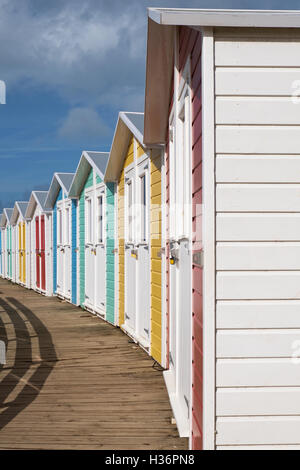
136 160 150 345
95 186 106 314
124 168 136 331
63 202 71 299
56 205 63 295
85 189 95 309
168 84 192 431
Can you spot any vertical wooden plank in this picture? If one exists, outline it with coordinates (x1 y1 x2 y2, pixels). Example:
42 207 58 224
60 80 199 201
201 27 215 450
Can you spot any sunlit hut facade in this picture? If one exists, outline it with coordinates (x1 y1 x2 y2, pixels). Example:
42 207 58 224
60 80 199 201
145 6 300 450
25 191 53 296
105 112 165 364
0 220 2 278
45 173 76 304
0 209 13 281
68 151 115 322
10 201 30 288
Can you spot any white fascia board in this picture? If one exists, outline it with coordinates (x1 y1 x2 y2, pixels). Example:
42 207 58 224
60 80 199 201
120 112 144 148
25 193 36 220
148 8 300 28
82 151 105 182
68 153 86 198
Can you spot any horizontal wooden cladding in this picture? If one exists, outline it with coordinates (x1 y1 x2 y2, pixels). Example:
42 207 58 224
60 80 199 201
217 329 300 358
216 126 300 154
216 184 300 212
216 155 300 183
217 213 300 241
217 358 300 387
216 416 300 446
216 97 300 125
217 300 300 329
215 67 300 96
215 40 300 67
217 272 300 300
217 242 300 270
217 387 300 416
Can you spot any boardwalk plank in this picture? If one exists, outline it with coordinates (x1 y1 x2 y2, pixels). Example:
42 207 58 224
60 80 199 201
0 279 187 450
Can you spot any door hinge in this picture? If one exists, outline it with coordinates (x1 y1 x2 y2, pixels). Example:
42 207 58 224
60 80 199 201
144 328 149 335
193 251 203 267
169 352 174 366
125 313 130 320
184 395 190 418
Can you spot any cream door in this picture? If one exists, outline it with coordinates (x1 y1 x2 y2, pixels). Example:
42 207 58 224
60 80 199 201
136 159 150 346
95 186 106 314
85 189 95 309
124 167 136 331
63 202 72 300
56 204 63 296
167 82 192 435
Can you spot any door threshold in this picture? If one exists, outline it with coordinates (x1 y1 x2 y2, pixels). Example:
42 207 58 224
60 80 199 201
163 369 190 438
121 323 150 353
84 303 106 320
57 293 72 303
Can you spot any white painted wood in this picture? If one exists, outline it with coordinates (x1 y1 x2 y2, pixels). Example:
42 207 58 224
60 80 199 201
215 67 300 96
216 416 300 446
216 97 300 125
216 184 300 212
217 387 300 416
217 329 300 358
217 242 300 270
215 40 300 67
217 300 300 329
217 358 300 387
216 155 300 183
202 27 216 450
216 126 300 154
217 271 300 300
217 213 300 241
150 8 300 28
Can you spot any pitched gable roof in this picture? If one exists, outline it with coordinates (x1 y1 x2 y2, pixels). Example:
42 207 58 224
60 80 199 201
68 151 109 198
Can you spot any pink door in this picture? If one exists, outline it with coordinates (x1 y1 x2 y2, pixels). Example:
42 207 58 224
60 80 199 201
40 215 46 291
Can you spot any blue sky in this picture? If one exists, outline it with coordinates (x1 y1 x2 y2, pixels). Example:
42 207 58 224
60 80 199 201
0 0 299 210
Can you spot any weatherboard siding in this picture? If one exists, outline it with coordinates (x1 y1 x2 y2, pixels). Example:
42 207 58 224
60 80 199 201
106 182 115 324
71 199 77 305
214 27 300 449
150 151 162 364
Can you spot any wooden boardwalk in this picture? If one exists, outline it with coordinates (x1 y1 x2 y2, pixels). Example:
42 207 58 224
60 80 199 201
0 278 187 450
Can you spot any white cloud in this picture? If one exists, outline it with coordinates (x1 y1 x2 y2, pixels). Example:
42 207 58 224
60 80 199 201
58 107 110 142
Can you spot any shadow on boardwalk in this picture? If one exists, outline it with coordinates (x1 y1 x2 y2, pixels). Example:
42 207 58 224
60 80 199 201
0 297 57 430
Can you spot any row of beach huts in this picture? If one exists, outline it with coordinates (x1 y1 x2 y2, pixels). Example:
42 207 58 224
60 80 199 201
2 8 300 450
